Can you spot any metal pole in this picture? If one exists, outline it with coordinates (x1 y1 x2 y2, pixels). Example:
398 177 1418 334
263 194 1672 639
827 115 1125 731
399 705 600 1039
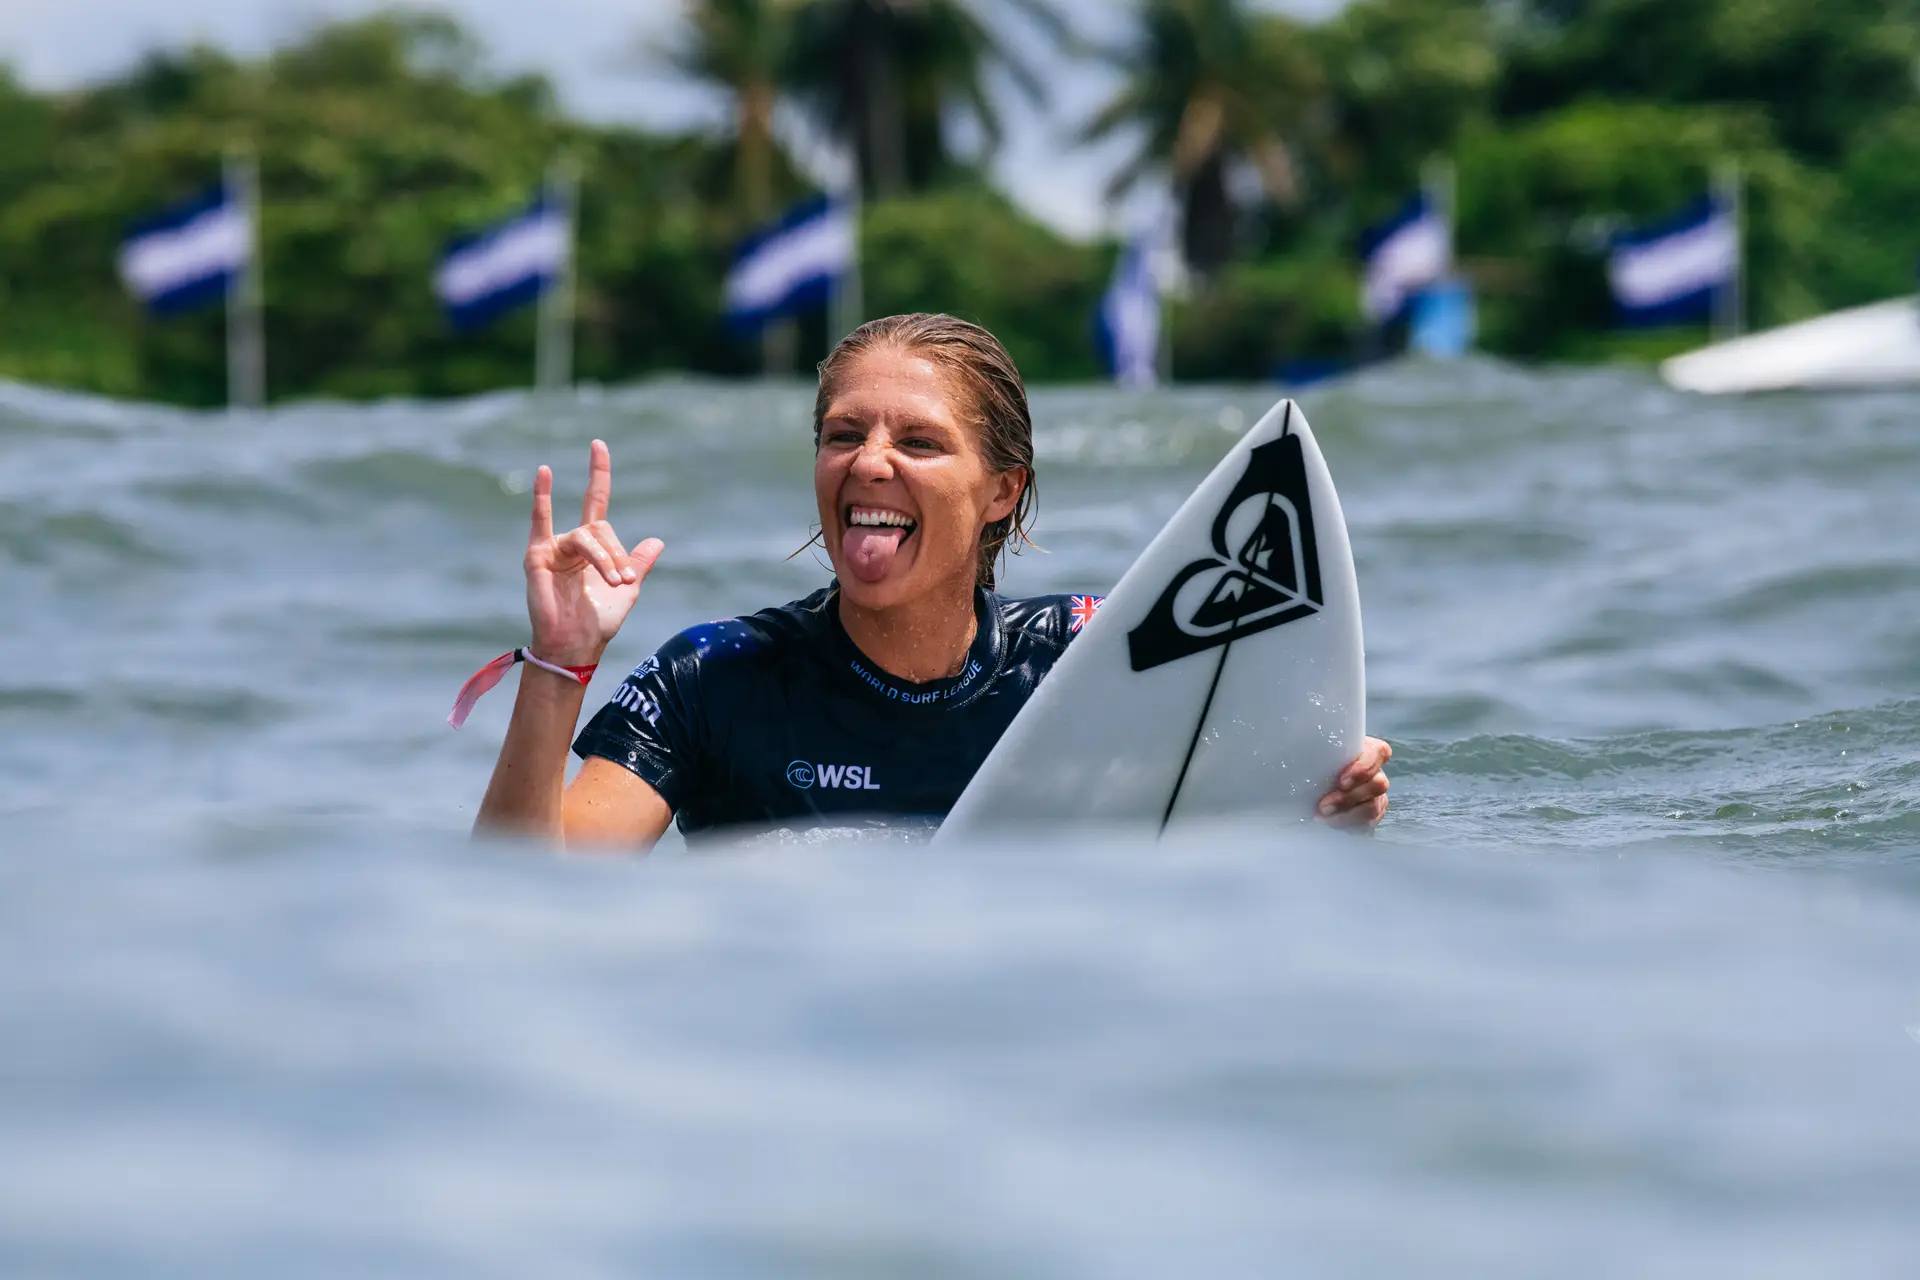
537 158 579 392
1155 218 1173 386
224 149 264 410
1714 158 1744 341
1156 296 1172 386
762 320 797 379
830 176 863 348
1423 154 1457 271
1154 198 1186 385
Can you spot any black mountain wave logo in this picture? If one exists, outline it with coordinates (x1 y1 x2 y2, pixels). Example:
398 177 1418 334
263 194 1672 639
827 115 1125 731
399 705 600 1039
1127 423 1323 672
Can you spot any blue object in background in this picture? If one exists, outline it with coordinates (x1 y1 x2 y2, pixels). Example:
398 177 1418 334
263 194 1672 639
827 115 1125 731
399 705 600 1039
1095 228 1162 388
117 184 251 315
1409 277 1476 358
1359 192 1450 325
724 196 855 334
435 192 568 331
1608 196 1737 326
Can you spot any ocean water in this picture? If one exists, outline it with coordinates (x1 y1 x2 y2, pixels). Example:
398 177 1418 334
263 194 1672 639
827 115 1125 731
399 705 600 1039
2 364 1918 1276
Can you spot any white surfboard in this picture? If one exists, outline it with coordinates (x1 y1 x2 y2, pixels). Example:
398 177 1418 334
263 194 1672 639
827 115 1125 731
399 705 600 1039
936 399 1364 839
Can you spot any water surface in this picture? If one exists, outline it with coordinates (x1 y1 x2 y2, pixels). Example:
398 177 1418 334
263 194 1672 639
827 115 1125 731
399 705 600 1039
2 364 1917 1275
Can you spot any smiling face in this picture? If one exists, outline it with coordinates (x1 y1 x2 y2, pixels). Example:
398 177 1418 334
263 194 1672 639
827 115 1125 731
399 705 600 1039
814 344 1025 612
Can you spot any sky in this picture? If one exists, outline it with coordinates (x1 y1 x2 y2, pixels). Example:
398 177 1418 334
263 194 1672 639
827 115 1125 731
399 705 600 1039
0 0 1340 241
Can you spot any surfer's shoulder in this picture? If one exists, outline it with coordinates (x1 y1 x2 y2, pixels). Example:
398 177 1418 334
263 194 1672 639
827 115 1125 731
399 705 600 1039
648 588 830 677
992 591 1106 649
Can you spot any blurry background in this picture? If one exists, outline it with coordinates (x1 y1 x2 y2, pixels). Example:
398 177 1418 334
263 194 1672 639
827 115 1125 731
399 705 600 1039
1 0 1917 403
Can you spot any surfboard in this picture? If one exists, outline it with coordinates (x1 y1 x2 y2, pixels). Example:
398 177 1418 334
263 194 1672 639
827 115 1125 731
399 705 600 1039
936 398 1364 839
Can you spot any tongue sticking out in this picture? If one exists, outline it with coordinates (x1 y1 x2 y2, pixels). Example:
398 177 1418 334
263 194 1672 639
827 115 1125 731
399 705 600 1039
843 524 908 584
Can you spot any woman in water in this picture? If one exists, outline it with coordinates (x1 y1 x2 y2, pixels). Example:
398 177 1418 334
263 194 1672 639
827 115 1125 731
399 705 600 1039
474 314 1389 847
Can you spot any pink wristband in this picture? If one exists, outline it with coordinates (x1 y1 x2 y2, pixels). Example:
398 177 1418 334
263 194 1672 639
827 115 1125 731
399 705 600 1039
446 648 598 729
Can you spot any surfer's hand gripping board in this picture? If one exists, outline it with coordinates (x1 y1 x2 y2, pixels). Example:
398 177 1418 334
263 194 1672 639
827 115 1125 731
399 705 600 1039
1317 737 1392 830
937 399 1368 840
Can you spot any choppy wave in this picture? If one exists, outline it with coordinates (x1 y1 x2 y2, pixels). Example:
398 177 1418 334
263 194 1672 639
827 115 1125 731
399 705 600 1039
1389 701 1920 861
1 364 1914 852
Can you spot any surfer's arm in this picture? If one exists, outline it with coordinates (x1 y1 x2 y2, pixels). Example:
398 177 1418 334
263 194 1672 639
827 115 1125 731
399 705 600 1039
472 667 676 850
477 438 667 840
561 632 706 849
473 661 595 842
1317 736 1391 832
563 758 674 849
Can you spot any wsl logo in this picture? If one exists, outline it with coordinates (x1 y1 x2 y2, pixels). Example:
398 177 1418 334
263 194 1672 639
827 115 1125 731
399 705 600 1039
1127 415 1324 672
786 760 881 791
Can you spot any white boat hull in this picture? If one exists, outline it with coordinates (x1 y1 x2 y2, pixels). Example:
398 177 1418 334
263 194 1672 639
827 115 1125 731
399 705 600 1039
1661 296 1920 394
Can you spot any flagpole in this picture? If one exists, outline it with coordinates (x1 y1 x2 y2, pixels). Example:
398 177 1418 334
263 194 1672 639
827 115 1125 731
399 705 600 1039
537 157 579 393
1713 157 1744 342
1156 299 1173 386
1143 198 1173 385
1423 154 1457 273
223 149 264 411
762 320 797 379
831 174 863 347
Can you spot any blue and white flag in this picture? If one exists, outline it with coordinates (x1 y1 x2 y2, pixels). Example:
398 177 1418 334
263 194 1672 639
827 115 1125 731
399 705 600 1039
435 193 569 330
724 196 854 332
1095 228 1161 388
1359 192 1450 324
118 184 252 314
1608 196 1737 325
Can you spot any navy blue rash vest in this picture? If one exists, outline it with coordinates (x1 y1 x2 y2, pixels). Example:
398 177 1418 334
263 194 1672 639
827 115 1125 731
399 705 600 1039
572 586 1103 839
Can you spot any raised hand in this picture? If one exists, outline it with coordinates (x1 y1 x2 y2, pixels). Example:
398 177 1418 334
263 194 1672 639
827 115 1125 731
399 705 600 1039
523 439 663 667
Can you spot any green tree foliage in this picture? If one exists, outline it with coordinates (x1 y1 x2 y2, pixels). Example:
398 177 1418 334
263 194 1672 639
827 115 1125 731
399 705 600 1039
653 0 797 220
1 0 1916 402
1454 101 1831 354
784 0 1069 197
861 187 1106 378
1169 253 1361 378
1092 0 1920 361
0 11 1107 402
1818 106 1920 306
1304 0 1498 211
0 15 756 402
1082 0 1323 276
1460 0 1920 349
1496 0 1920 163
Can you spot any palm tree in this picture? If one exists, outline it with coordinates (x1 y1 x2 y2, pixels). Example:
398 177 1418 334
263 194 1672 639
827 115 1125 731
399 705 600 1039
657 0 815 374
1083 0 1322 277
783 0 1071 199
656 0 793 219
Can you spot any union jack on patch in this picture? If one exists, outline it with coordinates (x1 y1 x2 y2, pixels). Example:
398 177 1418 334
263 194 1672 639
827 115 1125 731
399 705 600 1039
1068 594 1105 633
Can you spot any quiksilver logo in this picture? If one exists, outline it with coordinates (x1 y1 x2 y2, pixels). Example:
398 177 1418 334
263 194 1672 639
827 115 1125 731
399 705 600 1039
1127 410 1324 672
610 681 663 726
786 760 881 791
